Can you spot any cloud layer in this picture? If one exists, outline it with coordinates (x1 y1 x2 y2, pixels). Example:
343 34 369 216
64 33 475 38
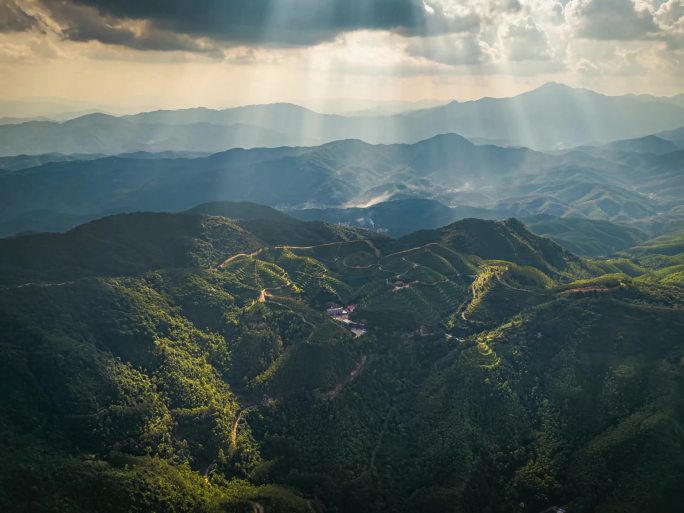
0 0 683 107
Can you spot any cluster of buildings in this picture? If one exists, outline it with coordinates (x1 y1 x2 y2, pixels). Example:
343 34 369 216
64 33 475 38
325 304 355 316
325 304 367 337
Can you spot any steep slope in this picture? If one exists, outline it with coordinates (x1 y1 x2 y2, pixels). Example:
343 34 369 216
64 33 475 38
414 218 587 277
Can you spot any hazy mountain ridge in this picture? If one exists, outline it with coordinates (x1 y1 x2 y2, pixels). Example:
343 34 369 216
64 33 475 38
3 84 684 155
0 114 314 155
1 129 681 238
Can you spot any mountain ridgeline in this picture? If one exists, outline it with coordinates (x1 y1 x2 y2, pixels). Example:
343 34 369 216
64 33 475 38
3 84 684 155
1 129 683 239
1 207 683 513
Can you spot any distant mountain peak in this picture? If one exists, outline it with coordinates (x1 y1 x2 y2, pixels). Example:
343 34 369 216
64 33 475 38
535 81 574 90
62 112 123 126
525 82 597 97
413 132 474 146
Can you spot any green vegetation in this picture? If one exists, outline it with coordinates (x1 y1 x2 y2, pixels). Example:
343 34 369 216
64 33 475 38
522 215 646 257
1 212 683 513
618 230 684 287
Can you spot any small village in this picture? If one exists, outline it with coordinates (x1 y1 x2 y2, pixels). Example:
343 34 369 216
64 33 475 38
325 303 367 337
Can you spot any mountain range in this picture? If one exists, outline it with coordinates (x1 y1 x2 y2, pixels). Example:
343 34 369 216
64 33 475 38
2 81 684 513
1 130 682 248
2 84 684 156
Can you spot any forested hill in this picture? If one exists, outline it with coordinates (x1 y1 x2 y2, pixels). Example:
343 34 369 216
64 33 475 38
0 212 371 285
1 211 683 513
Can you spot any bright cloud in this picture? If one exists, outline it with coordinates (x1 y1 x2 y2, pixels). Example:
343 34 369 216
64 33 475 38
0 0 682 108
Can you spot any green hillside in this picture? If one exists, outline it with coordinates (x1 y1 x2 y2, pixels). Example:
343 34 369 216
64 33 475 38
523 215 646 257
621 231 684 287
0 213 373 286
433 218 586 278
1 213 683 513
0 213 262 285
627 230 684 260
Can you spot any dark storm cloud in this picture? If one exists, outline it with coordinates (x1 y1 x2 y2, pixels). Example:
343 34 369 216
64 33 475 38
46 0 480 48
70 0 426 42
42 0 217 53
0 0 41 32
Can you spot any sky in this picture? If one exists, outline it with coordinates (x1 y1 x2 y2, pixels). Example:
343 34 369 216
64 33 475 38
1 0 683 115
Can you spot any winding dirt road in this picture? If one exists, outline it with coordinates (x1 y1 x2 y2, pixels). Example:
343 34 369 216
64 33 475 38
218 248 264 268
